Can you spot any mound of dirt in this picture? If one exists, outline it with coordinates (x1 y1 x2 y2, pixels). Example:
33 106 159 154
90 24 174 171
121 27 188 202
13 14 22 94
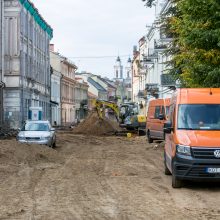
73 112 121 136
0 139 64 167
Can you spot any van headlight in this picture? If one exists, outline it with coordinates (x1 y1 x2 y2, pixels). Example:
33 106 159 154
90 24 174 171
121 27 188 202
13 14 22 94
176 145 191 156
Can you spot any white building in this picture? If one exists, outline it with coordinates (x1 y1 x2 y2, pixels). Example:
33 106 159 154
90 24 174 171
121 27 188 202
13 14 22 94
131 0 174 114
76 72 108 101
50 47 62 126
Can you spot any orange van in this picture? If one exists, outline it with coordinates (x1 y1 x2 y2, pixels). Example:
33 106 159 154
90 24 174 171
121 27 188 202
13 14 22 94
164 88 220 188
146 98 170 143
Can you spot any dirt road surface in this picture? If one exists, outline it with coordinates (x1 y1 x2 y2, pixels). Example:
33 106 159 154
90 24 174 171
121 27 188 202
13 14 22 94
1 131 220 220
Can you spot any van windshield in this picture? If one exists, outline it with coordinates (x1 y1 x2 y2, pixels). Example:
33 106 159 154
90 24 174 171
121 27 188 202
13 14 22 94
178 104 220 130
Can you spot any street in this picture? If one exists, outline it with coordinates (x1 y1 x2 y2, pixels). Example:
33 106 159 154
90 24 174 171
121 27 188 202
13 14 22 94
0 131 220 220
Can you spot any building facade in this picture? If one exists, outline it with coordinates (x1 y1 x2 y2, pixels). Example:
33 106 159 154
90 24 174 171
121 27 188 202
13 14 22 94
91 75 116 102
61 58 77 126
50 47 62 126
75 77 89 121
113 56 132 104
131 0 174 115
0 0 4 127
1 0 53 128
76 72 108 101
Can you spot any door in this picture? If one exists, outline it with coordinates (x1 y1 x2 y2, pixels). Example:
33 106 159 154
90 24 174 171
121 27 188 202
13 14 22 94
150 105 164 139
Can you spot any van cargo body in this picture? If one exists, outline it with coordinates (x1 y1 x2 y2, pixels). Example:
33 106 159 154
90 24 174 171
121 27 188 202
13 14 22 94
146 98 170 143
164 88 220 188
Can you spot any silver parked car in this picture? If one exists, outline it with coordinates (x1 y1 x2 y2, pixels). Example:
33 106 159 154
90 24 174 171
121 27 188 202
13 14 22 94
17 120 56 147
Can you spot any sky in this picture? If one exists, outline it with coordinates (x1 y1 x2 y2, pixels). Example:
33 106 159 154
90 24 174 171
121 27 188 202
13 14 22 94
33 0 155 79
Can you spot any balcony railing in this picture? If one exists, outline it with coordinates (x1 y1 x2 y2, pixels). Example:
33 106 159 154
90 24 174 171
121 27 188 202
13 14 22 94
160 74 176 86
154 39 167 50
138 90 146 98
147 49 158 58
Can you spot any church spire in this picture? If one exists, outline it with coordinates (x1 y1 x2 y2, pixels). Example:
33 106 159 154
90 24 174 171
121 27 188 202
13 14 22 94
114 56 123 79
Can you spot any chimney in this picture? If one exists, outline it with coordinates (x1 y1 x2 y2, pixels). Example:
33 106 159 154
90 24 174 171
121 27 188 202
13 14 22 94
50 44 55 52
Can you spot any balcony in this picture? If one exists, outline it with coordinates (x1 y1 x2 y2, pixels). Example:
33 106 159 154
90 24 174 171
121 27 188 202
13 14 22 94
80 99 88 106
160 74 176 87
160 30 173 42
145 83 159 98
137 90 146 98
147 49 158 59
154 39 167 51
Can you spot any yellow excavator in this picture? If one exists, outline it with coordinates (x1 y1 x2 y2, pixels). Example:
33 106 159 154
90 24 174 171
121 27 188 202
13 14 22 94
93 99 146 135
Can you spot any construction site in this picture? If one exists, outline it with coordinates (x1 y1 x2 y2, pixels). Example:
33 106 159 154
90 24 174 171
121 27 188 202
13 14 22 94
0 110 220 220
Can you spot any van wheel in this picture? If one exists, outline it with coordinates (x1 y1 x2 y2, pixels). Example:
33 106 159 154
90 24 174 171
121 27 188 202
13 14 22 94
172 172 182 188
147 131 153 143
164 152 171 175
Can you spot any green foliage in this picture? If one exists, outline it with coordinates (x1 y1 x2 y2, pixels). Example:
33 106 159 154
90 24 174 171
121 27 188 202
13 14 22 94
166 0 220 87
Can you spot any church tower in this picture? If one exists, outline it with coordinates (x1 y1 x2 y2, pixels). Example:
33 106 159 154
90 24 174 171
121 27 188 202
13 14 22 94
125 57 132 79
114 56 123 80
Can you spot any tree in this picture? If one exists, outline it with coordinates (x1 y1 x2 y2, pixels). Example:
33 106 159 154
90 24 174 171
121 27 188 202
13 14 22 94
166 0 220 87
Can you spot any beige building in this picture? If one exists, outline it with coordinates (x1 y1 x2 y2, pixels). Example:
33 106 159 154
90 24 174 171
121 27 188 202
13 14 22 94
61 58 77 126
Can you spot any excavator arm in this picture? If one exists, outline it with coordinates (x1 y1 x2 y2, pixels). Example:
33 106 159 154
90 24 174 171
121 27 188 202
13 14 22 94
93 99 119 121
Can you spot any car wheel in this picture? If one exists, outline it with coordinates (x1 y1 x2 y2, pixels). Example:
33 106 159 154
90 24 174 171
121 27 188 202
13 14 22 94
172 166 182 188
147 130 153 143
52 141 56 148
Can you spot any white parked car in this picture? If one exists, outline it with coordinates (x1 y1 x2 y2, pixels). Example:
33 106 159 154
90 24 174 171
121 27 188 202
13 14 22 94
17 120 56 147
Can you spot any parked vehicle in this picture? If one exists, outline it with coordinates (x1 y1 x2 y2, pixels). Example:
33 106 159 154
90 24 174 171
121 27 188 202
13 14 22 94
146 98 170 143
17 120 56 147
164 88 220 188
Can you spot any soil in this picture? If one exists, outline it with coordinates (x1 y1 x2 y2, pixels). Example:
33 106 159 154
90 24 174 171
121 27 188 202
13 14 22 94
0 132 220 219
73 112 121 135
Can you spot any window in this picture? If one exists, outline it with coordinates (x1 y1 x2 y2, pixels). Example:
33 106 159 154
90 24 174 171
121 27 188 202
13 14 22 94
178 104 220 130
154 106 161 119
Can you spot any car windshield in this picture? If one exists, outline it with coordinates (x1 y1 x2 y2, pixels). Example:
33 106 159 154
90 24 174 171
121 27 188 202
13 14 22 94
178 104 220 130
23 123 49 131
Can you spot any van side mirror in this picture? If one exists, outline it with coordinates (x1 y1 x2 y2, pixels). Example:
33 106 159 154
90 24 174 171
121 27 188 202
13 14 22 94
158 114 165 120
164 121 173 133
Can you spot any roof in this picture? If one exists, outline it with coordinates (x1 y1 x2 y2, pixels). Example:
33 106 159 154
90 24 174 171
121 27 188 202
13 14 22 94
97 77 116 89
88 77 107 92
176 88 220 104
88 92 98 99
19 0 53 39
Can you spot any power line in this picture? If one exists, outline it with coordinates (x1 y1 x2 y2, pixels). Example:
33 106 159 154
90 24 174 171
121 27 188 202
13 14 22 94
50 54 131 59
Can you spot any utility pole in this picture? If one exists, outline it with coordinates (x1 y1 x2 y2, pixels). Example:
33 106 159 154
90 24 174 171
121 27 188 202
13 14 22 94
0 0 4 127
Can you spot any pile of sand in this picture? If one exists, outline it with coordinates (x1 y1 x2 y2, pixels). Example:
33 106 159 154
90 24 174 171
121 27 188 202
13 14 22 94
73 112 121 136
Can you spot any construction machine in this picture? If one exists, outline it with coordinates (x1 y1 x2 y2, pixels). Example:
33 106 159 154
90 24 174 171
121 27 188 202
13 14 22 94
93 99 146 135
93 99 120 121
119 102 146 135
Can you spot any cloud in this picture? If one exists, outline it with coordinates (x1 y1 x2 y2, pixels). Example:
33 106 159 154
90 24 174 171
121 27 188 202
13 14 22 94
33 0 155 78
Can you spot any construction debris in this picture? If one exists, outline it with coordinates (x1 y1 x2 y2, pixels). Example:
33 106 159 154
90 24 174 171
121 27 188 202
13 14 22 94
0 128 18 139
